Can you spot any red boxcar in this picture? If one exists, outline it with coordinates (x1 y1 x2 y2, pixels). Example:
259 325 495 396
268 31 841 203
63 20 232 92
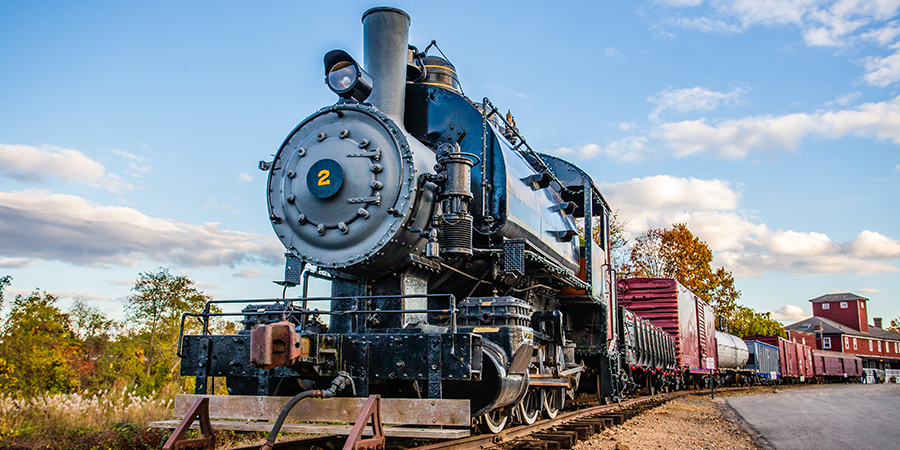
812 350 863 379
802 345 814 378
617 278 717 372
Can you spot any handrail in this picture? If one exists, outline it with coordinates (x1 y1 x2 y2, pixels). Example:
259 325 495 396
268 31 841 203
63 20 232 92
177 293 459 358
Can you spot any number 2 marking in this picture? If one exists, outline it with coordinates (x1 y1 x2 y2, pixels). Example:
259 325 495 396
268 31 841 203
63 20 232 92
318 169 331 186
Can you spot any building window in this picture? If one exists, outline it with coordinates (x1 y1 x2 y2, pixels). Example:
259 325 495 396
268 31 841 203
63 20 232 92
845 337 850 349
823 337 832 349
840 302 848 309
854 338 858 350
878 341 881 352
822 303 830 310
861 302 865 309
869 340 873 351
802 338 806 345
896 342 899 353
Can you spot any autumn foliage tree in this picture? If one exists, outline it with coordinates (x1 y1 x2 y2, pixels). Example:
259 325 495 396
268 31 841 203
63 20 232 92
888 318 900 334
623 223 740 323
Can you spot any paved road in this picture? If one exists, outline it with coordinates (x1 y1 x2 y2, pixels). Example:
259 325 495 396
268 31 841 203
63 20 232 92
721 383 900 450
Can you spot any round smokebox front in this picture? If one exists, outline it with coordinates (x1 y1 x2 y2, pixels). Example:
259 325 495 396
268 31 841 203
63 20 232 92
268 106 415 272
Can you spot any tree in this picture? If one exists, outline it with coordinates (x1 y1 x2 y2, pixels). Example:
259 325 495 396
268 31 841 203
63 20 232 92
622 227 672 278
599 210 630 275
69 299 122 389
0 290 81 395
624 223 740 325
729 305 787 338
0 275 10 309
888 318 900 334
125 268 211 389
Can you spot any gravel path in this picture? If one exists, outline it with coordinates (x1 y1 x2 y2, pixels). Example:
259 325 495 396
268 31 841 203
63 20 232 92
572 395 758 450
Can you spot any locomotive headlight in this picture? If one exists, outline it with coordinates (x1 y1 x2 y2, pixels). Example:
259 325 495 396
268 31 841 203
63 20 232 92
324 49 372 102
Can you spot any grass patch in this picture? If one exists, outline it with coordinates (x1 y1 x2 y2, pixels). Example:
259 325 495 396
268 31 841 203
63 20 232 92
0 387 174 449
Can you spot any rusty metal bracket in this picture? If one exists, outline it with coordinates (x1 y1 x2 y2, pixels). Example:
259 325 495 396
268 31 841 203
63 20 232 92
162 397 216 450
342 395 385 450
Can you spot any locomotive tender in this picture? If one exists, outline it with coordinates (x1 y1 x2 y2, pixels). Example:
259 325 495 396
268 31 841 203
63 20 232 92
178 6 627 432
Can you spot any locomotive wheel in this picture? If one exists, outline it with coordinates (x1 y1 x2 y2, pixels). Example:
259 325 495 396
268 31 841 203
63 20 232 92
542 388 562 418
517 389 541 425
478 410 508 434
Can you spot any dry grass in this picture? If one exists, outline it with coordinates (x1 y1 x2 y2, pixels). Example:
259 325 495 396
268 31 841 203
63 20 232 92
0 387 172 439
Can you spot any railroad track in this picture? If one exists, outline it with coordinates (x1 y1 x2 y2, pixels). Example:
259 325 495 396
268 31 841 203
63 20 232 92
217 386 760 450
178 387 768 450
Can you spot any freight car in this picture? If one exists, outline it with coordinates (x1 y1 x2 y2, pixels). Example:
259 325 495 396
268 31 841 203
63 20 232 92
811 349 863 382
617 278 721 388
619 307 678 395
745 335 813 383
616 278 761 388
743 340 780 383
715 331 750 385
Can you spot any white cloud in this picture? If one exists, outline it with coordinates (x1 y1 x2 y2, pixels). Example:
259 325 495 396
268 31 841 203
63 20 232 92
238 172 253 182
663 16 744 33
205 198 240 214
660 0 900 84
769 304 810 322
0 190 282 268
833 90 862 105
615 121 639 131
601 175 741 213
0 144 132 193
858 287 887 293
194 282 221 290
604 47 620 57
863 44 900 86
648 86 745 121
658 0 705 6
759 230 840 256
111 149 150 175
53 291 111 301
603 174 900 278
655 95 900 158
548 136 649 162
846 230 900 258
704 0 900 46
0 257 38 268
860 21 900 45
234 269 263 279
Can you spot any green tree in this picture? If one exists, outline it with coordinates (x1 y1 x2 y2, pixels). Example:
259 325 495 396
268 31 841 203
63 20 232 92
0 275 10 309
624 223 740 324
0 290 81 395
125 268 211 390
729 305 787 338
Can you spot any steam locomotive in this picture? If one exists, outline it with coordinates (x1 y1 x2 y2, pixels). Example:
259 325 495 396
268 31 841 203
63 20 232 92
177 7 701 433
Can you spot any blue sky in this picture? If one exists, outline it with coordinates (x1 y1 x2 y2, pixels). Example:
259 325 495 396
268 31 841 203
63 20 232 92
1 1 899 326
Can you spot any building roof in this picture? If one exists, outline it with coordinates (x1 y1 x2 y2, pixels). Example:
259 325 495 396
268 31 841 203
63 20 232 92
786 316 862 336
867 325 900 340
786 316 900 342
808 292 868 303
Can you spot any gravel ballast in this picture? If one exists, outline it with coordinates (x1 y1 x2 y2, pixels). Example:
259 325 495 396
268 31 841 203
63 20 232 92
572 396 757 450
